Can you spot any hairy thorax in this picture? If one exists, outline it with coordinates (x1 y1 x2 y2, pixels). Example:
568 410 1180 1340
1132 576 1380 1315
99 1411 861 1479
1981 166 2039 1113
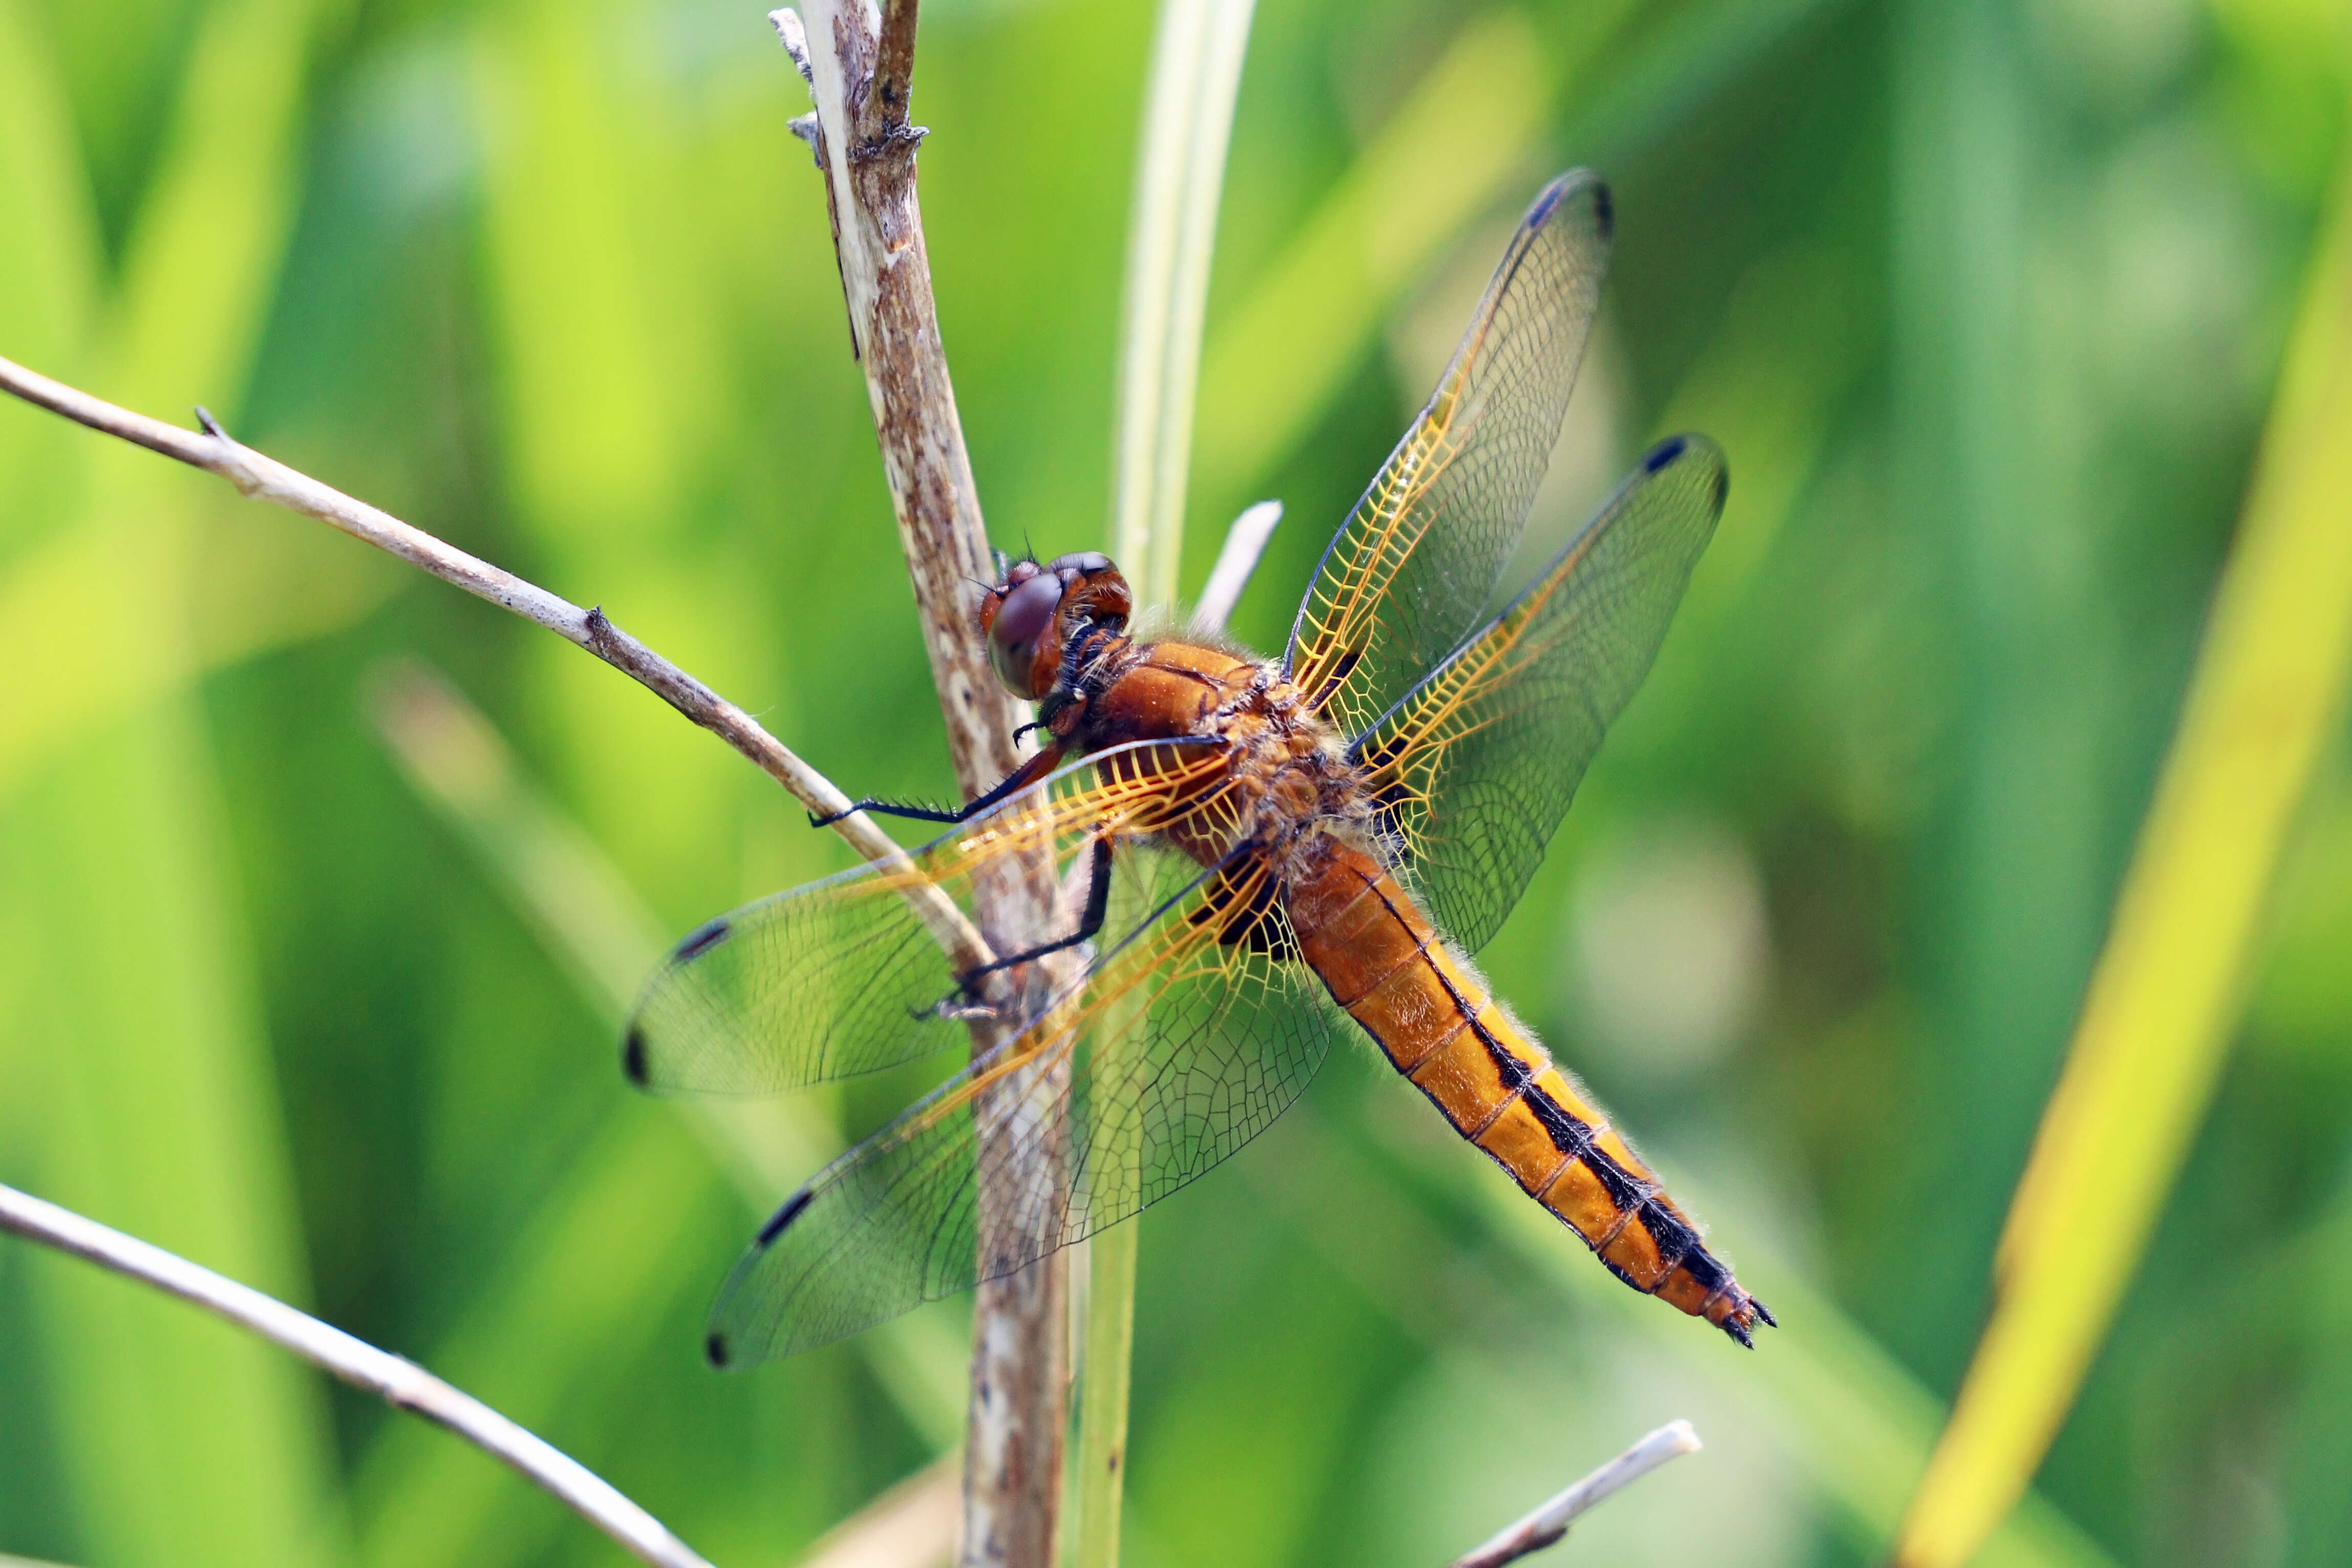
1072 636 1374 881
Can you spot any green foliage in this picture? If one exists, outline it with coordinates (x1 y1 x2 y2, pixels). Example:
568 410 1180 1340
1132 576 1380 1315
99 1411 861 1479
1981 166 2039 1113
0 1 2344 1565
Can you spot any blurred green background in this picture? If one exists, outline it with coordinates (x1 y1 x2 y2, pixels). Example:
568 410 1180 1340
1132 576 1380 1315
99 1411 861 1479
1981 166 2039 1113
2 0 2349 1565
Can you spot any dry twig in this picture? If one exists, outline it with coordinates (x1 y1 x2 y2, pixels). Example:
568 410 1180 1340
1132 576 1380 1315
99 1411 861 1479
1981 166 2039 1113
0 1181 715 1568
1447 1421 1703 1568
1193 499 1281 633
0 353 993 982
776 7 1069 1564
781 0 1019 798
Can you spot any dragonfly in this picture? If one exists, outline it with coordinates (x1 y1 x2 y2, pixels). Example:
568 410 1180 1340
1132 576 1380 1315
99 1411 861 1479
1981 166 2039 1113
625 169 1771 1366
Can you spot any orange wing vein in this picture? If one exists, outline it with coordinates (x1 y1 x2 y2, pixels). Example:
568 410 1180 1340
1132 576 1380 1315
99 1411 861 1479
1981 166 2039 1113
624 739 1230 1095
1284 169 1612 741
1352 433 1729 953
700 846 1341 1363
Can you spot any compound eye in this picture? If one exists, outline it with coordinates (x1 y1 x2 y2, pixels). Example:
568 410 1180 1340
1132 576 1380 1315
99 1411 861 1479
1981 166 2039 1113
988 572 1063 698
1047 551 1113 580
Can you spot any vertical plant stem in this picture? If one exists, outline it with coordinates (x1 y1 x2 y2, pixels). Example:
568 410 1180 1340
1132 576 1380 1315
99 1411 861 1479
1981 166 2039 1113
781 5 1065 1564
1063 1220 1138 1568
1108 0 1257 611
1065 5 1255 1566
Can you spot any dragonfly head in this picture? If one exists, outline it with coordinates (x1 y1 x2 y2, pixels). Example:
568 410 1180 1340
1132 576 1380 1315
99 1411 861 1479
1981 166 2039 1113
980 551 1132 702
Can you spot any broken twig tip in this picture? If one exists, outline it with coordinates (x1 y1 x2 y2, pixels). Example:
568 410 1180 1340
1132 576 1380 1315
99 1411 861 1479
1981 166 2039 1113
770 9 813 82
1194 498 1283 634
194 405 226 439
1445 1420 1703 1568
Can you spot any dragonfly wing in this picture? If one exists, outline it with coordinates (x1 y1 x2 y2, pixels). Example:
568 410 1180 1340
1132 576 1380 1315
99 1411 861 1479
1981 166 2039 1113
704 849 1340 1364
1286 170 1611 739
1352 434 1728 953
624 858 967 1093
625 740 1228 1094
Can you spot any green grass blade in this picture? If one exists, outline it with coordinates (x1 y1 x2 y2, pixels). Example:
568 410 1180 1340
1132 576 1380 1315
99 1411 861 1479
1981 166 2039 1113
2 0 353 1562
350 1109 725 1568
1108 0 1256 612
1892 130 2352 1568
1076 3 1259 1561
0 0 98 441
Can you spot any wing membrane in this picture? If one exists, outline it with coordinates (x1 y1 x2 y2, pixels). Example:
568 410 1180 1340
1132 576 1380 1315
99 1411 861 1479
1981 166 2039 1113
704 850 1340 1363
1286 170 1611 739
1353 434 1728 953
624 739 1231 1094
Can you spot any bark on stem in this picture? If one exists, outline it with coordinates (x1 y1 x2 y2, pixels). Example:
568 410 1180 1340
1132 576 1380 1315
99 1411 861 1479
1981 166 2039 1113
777 8 1066 1565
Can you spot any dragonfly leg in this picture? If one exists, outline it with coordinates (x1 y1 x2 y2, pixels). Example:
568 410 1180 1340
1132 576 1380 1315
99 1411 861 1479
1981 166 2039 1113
808 745 1062 828
955 835 1113 997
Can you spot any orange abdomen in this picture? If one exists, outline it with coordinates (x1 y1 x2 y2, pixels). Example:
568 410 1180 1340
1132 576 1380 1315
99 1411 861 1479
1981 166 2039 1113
1287 845 1771 1344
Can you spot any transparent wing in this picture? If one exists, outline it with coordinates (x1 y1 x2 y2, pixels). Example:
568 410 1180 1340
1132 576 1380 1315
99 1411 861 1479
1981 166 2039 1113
704 848 1340 1364
1352 434 1728 953
1286 170 1611 739
623 739 1231 1094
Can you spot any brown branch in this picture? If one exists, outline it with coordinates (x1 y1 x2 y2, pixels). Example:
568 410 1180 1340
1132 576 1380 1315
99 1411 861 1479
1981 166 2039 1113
1446 1421 1702 1568
777 7 1066 1565
0 1181 717 1568
782 3 1015 800
0 353 994 981
870 0 920 137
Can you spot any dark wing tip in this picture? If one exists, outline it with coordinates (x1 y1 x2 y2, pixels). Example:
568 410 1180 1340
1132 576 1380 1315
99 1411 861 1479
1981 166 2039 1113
621 1026 650 1087
674 916 732 962
1528 167 1611 243
755 1186 816 1247
705 1330 731 1368
1640 431 1732 518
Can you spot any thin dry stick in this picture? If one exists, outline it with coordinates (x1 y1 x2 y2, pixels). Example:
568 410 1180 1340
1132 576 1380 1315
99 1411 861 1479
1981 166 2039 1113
0 353 995 984
783 0 1020 796
1447 1421 1703 1568
0 357 989 973
0 1181 715 1568
1192 499 1281 633
777 7 1064 1565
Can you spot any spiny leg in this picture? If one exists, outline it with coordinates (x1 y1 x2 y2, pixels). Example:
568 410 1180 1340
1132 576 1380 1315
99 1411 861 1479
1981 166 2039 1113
808 745 1061 828
955 835 1114 997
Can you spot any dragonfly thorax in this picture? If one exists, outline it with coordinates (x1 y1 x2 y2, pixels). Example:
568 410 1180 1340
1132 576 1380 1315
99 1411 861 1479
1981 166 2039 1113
1077 640 1376 883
